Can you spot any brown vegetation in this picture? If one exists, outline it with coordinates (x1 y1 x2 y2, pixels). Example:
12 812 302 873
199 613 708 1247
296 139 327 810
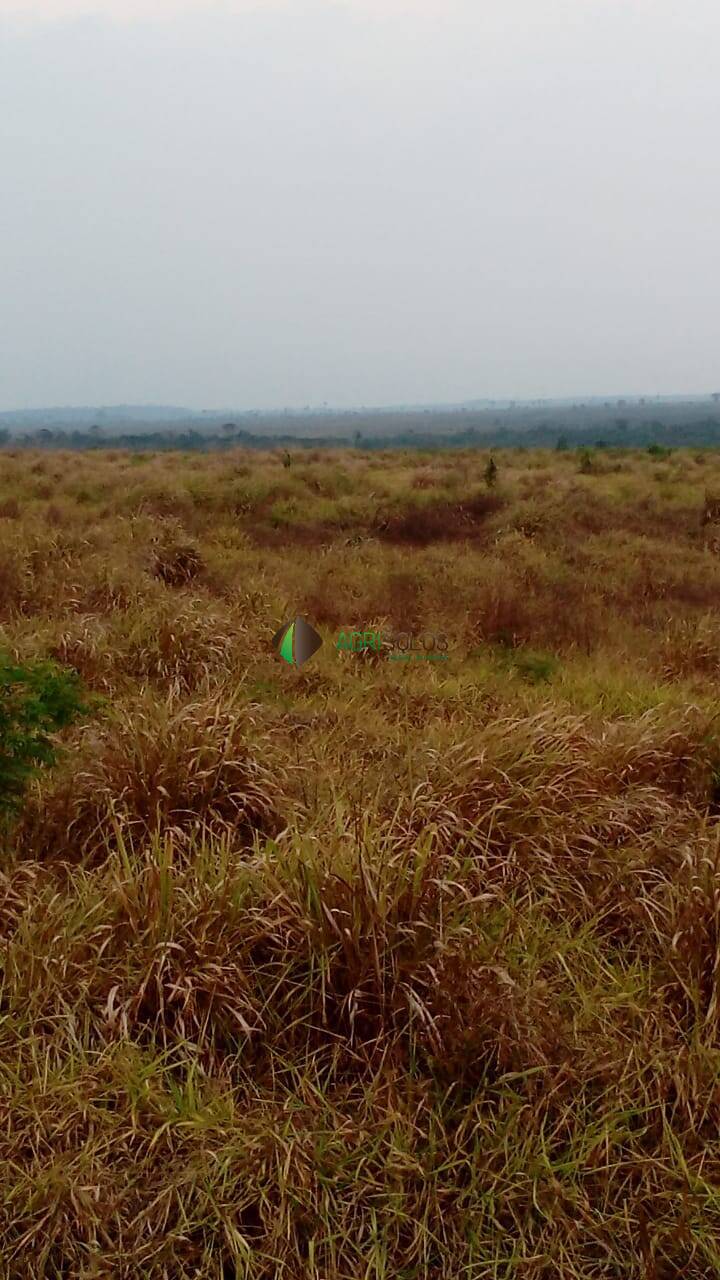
2 446 720 1276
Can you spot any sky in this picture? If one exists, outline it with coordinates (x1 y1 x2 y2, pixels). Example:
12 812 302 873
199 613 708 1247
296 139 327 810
1 0 719 410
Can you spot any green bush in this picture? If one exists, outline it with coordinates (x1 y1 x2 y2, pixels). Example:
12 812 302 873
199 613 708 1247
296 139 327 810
495 643 559 684
0 655 88 815
511 648 559 683
647 443 672 459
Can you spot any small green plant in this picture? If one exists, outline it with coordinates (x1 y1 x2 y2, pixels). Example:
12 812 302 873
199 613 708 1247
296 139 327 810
578 448 595 474
494 642 559 684
648 443 672 459
0 655 88 815
511 649 559 683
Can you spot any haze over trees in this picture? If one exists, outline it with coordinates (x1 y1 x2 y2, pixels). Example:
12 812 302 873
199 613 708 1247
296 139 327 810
3 395 720 451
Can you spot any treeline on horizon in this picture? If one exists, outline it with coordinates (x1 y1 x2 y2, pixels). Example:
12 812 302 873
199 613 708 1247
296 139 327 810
4 409 720 452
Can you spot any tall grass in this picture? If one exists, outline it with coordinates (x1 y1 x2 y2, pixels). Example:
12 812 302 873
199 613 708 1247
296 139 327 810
3 447 720 1275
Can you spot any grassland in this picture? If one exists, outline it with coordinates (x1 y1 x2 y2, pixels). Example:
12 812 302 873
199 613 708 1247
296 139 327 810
3 444 720 1277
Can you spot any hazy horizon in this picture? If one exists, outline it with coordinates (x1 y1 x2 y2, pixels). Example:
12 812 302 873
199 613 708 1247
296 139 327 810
2 0 719 410
2 390 719 418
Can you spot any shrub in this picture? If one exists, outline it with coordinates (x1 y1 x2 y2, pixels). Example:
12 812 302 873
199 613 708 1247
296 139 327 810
0 655 87 814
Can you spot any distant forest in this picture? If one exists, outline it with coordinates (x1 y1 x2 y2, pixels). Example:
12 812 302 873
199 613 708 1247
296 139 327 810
2 397 720 451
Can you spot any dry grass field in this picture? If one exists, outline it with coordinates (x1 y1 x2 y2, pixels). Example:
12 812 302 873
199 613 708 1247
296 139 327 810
4 444 720 1277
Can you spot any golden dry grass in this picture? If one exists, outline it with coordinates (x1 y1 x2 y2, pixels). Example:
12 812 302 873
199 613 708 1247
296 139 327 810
3 446 720 1276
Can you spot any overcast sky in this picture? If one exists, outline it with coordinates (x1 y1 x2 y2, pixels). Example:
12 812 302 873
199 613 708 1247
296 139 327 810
1 0 718 410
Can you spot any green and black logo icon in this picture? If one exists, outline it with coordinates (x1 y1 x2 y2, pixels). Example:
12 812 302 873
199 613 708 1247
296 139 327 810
272 617 323 668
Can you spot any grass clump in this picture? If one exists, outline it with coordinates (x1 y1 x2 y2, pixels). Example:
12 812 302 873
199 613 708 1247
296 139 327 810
14 691 283 863
152 541 205 586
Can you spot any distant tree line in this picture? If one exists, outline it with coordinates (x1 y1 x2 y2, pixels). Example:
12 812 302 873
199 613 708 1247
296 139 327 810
3 415 720 452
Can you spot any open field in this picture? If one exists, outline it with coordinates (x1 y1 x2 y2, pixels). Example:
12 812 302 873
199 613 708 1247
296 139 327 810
4 445 720 1276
